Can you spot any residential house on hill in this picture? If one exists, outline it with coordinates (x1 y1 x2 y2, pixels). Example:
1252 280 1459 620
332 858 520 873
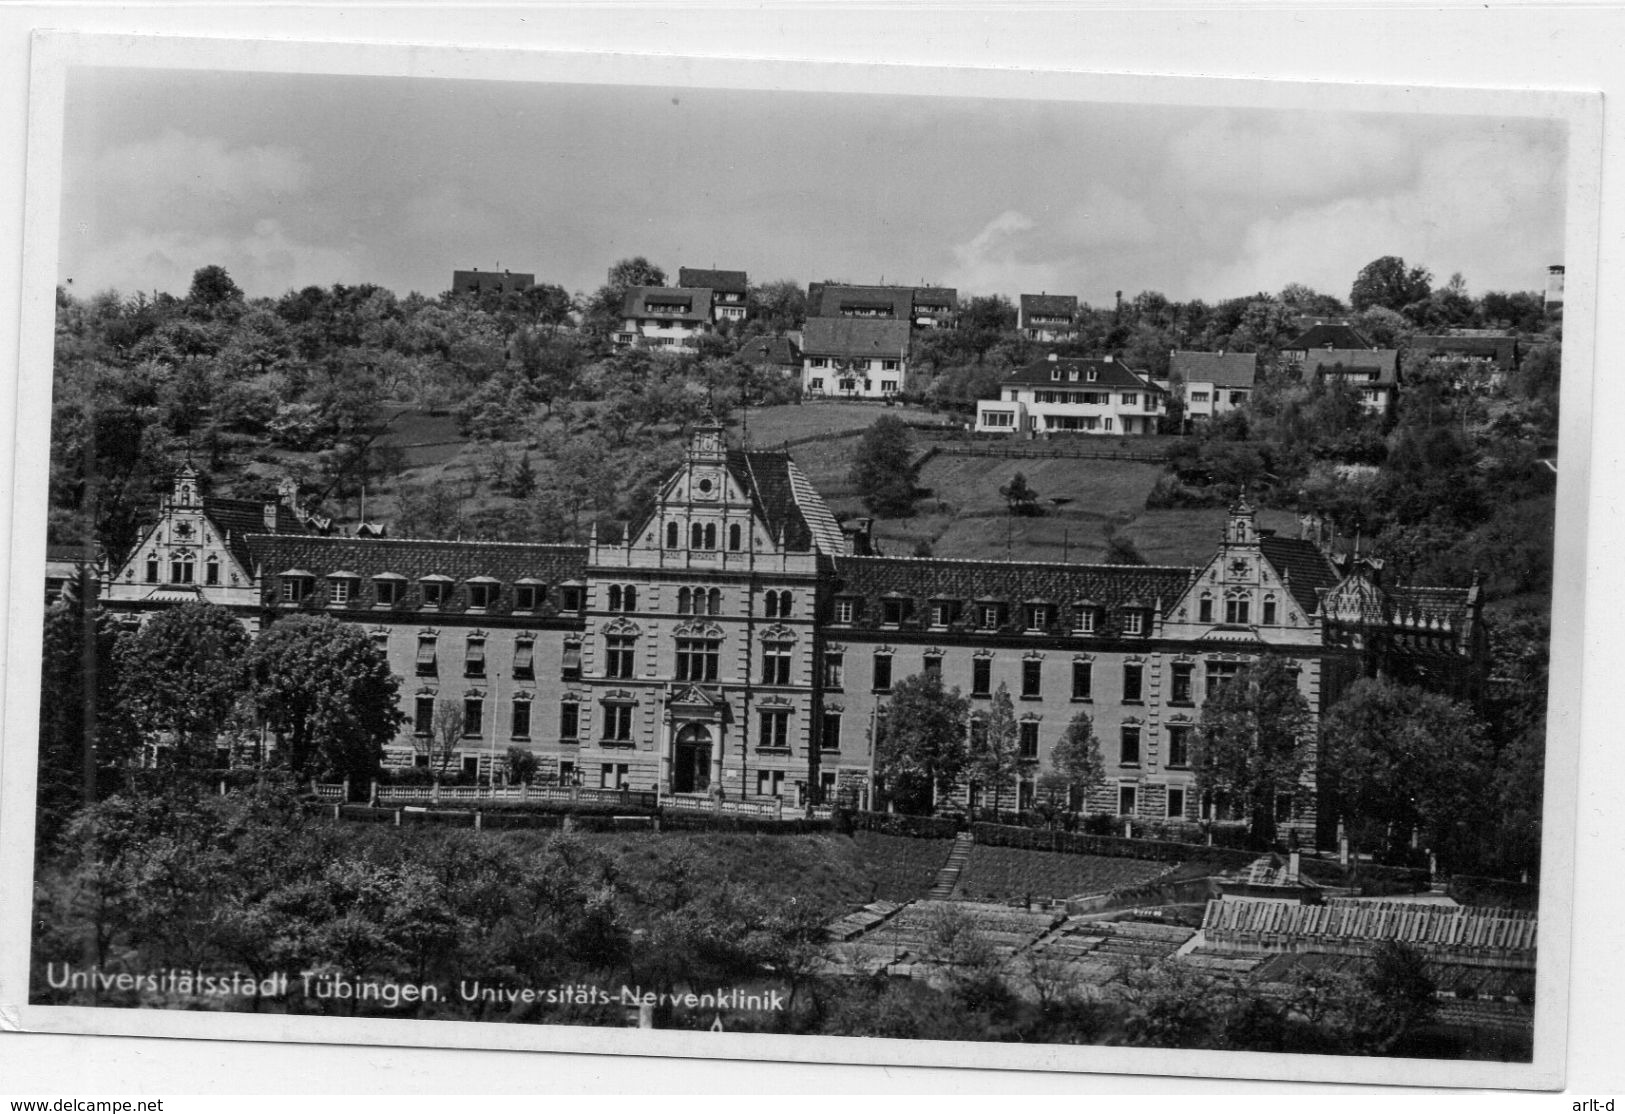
737 335 802 375
975 354 1167 436
678 268 749 325
800 318 912 399
1407 334 1520 392
452 269 534 296
1282 323 1375 363
806 283 957 329
1172 351 1258 424
1019 294 1079 342
616 286 714 350
1307 348 1402 416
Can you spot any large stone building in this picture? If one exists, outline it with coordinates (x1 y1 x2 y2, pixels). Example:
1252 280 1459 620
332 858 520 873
96 433 1485 846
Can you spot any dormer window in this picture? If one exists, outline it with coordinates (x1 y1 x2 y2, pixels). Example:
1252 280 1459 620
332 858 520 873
561 585 584 612
468 578 500 610
1123 610 1144 636
420 575 452 608
374 573 406 606
1051 369 1061 381
280 570 315 603
881 597 912 626
1072 602 1097 634
327 572 359 606
514 579 543 611
1087 370 1098 382
979 603 1002 630
1025 604 1052 632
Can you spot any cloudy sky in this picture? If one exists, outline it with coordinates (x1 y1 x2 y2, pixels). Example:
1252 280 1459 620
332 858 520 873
57 66 1568 306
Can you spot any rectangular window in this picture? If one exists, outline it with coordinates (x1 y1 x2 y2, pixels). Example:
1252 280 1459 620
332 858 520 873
145 557 159 583
471 582 498 608
1167 786 1186 820
1226 598 1251 625
376 578 404 605
1122 393 1138 406
923 654 942 679
1071 661 1093 700
759 711 790 750
559 701 580 740
810 377 824 390
980 604 1001 630
421 580 447 607
414 696 434 736
762 644 792 685
1263 597 1278 625
1166 725 1191 768
465 638 486 678
511 701 531 739
873 653 893 692
1123 611 1144 635
1118 784 1137 816
416 636 438 677
882 359 899 371
1123 663 1143 702
602 704 633 742
1198 596 1213 623
1171 663 1194 704
1206 660 1242 697
282 577 313 603
822 652 844 689
1021 659 1042 698
930 602 951 627
834 599 854 623
1025 604 1050 631
515 584 539 610
463 756 480 778
204 561 220 587
1019 721 1039 760
330 579 351 605
1073 606 1096 634
882 598 910 625
972 658 992 697
513 639 535 680
561 586 583 612
1120 726 1141 765
757 769 786 798
1191 391 1210 402
463 697 483 738
676 639 719 682
600 763 629 789
562 640 582 680
605 635 636 680
820 712 842 752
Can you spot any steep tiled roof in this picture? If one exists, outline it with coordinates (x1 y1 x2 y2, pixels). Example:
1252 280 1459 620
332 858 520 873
677 268 747 294
623 286 712 322
912 287 957 313
1286 323 1374 351
1409 334 1519 371
1385 585 1475 631
1020 293 1078 318
1308 349 1400 386
1170 351 1257 389
737 336 801 368
801 317 911 360
1258 534 1340 616
1003 356 1163 392
185 497 310 571
828 555 1194 638
808 283 912 320
243 535 587 616
722 450 842 555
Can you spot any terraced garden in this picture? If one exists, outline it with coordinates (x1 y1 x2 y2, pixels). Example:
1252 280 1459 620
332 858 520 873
953 844 1176 903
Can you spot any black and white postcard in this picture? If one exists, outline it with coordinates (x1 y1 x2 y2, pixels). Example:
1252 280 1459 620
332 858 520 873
0 21 1604 1093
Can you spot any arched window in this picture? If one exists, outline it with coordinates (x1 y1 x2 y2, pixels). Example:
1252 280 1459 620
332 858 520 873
624 585 638 612
170 553 194 584
1262 593 1277 625
1198 592 1214 623
708 588 722 615
691 523 705 549
678 587 693 615
704 524 717 549
728 523 742 551
204 555 220 586
608 585 623 611
666 522 679 549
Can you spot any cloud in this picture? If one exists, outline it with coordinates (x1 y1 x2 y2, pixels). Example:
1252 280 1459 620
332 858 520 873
66 219 362 299
1165 111 1415 204
1186 132 1566 300
945 190 1158 296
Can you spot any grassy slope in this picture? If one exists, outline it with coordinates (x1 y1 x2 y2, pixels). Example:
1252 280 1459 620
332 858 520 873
954 844 1174 903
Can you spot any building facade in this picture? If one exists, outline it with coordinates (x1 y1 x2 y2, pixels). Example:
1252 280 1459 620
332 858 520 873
678 268 749 324
800 318 912 399
1018 294 1079 342
975 354 1167 436
1173 351 1257 424
96 436 1485 844
616 286 715 349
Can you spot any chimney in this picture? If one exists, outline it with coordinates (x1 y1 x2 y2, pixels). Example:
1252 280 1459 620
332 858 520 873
1288 851 1301 884
262 498 278 532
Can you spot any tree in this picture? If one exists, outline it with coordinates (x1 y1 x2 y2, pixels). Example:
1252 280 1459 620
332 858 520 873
419 698 465 778
968 683 1022 816
1045 710 1106 812
504 746 540 785
37 599 135 845
1349 256 1433 314
1192 657 1311 846
848 415 916 517
509 451 538 499
187 264 244 308
998 472 1040 516
874 672 970 814
246 614 405 788
1318 675 1490 868
112 603 251 770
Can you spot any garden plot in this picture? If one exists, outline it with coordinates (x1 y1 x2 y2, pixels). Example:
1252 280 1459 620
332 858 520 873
1027 918 1198 971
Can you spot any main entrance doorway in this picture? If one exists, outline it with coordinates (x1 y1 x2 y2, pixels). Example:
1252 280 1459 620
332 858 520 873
673 723 713 793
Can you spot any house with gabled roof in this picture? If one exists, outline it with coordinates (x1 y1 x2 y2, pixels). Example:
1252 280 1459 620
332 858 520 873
976 353 1167 436
737 335 802 375
1307 348 1402 415
806 282 958 330
616 286 714 350
1019 294 1079 342
1172 351 1258 423
678 268 749 324
800 318 912 399
1407 333 1520 392
1282 322 1376 361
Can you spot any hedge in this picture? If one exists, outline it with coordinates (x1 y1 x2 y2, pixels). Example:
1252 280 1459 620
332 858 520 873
846 810 960 840
970 822 1258 870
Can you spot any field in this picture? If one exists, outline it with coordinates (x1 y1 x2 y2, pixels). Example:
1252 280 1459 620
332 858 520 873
732 399 941 450
953 844 1177 902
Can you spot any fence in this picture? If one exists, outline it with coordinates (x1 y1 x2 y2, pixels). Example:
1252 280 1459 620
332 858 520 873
368 782 659 810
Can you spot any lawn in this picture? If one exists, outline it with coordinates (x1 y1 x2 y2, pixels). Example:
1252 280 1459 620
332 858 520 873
954 845 1176 902
734 400 941 450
